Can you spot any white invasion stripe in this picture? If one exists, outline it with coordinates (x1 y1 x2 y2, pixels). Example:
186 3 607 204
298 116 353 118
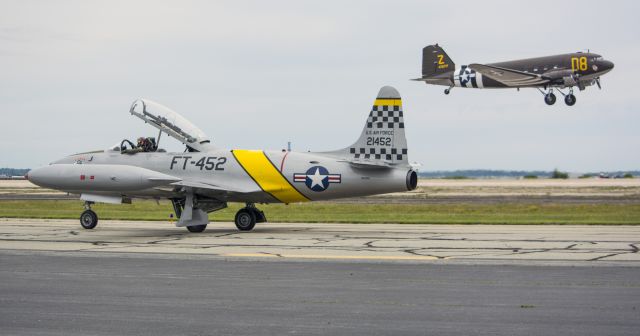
476 72 484 88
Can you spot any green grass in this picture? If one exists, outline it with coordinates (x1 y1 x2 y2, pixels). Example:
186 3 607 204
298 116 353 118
1 200 639 225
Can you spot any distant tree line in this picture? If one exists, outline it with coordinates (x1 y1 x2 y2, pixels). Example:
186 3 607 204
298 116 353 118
418 169 639 178
0 168 30 177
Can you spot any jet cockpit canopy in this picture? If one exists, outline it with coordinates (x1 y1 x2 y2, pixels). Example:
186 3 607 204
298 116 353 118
129 99 214 152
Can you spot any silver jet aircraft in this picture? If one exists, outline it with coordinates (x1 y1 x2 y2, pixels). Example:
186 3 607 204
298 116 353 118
28 86 418 232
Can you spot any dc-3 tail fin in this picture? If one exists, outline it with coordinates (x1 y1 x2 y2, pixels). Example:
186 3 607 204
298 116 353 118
325 86 409 167
422 44 455 78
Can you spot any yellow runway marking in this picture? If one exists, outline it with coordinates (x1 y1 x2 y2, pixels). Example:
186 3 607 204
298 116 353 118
232 150 308 203
224 253 439 261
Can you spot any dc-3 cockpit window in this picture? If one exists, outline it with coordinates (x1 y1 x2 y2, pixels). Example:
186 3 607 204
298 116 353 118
126 99 213 153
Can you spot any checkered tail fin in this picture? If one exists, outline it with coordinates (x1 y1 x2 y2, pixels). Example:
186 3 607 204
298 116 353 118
328 86 409 165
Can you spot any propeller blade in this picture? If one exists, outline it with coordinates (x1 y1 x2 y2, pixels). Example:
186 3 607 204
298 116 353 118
596 77 602 89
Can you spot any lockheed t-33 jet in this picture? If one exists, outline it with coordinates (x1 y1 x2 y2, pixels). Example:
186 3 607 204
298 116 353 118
413 44 614 106
27 86 418 233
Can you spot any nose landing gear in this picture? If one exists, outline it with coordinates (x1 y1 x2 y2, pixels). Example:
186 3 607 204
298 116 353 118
80 202 98 229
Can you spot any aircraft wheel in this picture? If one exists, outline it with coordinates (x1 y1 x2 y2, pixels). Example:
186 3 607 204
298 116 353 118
235 208 256 231
544 93 556 105
565 94 576 106
444 88 450 95
186 224 207 233
80 210 98 230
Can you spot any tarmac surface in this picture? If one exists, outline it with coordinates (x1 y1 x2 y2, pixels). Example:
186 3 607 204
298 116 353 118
1 219 640 335
1 219 639 263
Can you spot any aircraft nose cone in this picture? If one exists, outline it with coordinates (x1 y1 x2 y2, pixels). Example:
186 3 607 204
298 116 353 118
601 60 614 71
27 166 54 188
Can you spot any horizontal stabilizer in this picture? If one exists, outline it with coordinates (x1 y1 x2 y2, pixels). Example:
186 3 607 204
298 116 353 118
469 63 550 87
339 159 395 169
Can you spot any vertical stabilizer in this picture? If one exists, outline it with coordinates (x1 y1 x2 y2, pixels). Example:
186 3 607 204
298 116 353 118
324 86 409 166
422 44 455 78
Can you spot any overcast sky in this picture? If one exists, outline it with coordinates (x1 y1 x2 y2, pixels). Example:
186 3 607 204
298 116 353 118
1 0 638 171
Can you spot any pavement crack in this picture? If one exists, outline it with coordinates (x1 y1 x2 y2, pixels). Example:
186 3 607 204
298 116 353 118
402 248 445 259
589 253 624 261
363 240 378 248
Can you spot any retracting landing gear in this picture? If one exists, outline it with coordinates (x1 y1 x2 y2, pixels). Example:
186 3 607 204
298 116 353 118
444 85 453 95
80 201 98 229
563 88 577 106
538 87 557 105
544 92 556 105
234 203 266 231
539 87 577 106
553 87 577 106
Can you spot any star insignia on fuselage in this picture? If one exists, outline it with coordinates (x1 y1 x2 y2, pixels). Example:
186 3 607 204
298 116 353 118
293 166 341 192
459 69 475 85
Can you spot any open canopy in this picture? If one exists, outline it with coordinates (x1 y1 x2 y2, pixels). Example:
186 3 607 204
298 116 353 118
129 99 213 152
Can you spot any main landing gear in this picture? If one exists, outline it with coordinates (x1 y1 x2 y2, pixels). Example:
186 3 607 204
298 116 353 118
556 87 577 106
80 201 98 229
544 91 556 105
77 199 268 232
234 203 266 231
444 86 453 95
539 87 576 106
186 224 207 233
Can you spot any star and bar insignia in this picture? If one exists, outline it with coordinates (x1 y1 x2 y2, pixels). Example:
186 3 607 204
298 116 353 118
293 166 341 192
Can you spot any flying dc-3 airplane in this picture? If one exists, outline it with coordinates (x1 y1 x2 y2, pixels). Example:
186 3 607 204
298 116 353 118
27 86 418 233
413 44 614 106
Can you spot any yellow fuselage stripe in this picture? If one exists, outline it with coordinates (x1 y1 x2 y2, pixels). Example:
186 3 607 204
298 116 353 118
374 99 402 106
232 150 308 203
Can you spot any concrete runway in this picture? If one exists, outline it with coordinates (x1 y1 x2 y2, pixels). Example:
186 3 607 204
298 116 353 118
1 218 639 263
2 219 640 335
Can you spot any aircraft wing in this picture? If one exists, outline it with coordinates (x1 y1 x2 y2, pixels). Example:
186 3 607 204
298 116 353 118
469 63 551 87
170 180 261 195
